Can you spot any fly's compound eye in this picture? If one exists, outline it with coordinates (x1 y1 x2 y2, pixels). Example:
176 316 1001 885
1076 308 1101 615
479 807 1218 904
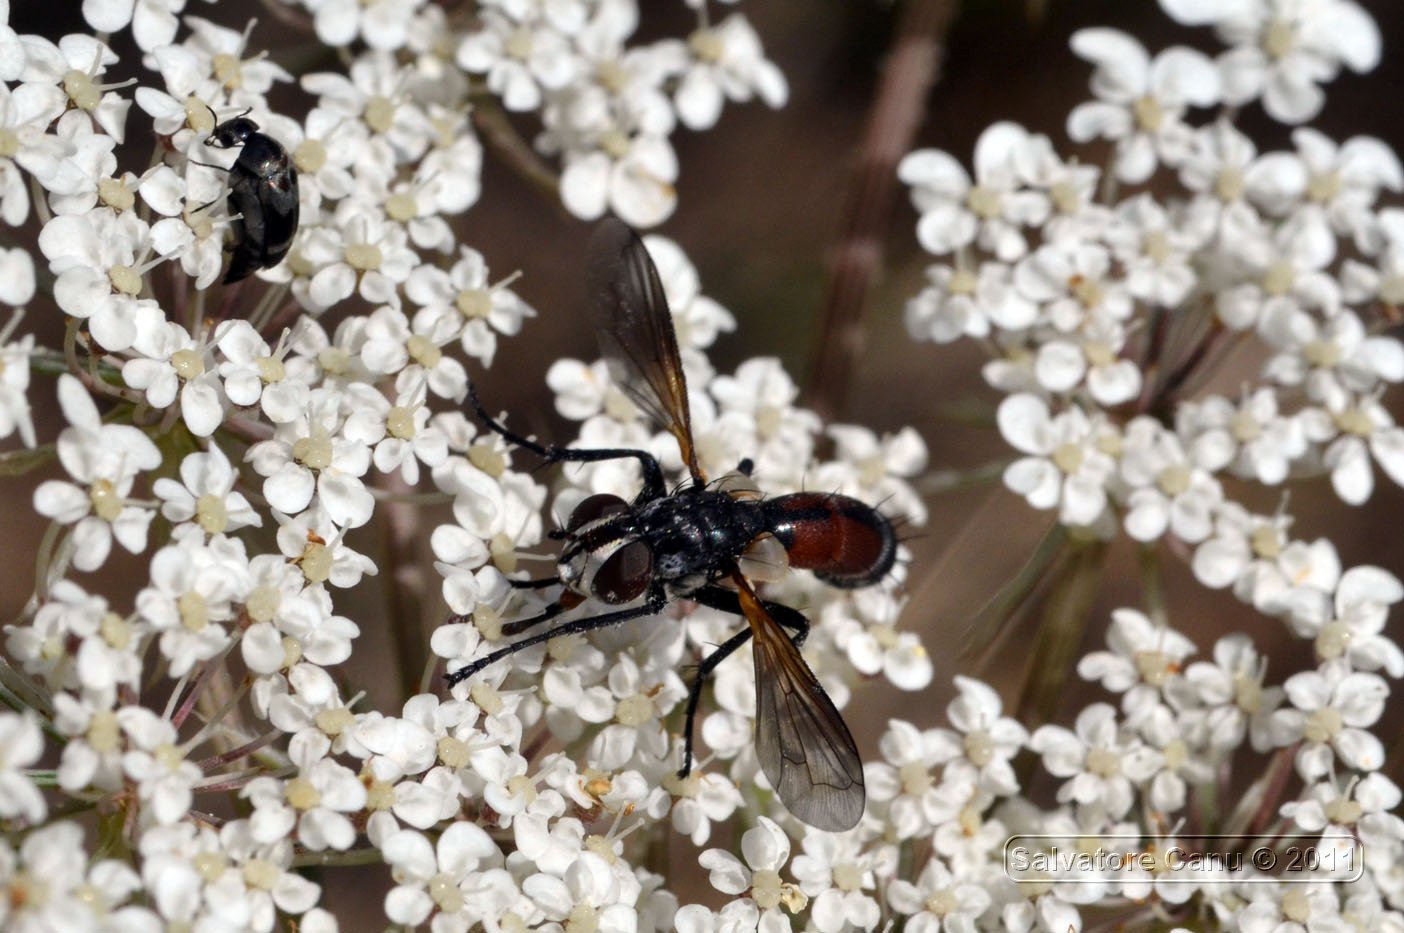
593 540 653 604
566 493 629 533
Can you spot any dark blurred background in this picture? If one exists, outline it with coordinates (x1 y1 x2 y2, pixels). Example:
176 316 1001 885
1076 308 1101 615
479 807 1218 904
5 0 1404 920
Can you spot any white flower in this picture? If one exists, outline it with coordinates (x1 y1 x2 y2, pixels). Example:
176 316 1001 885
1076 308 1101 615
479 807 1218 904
456 6 581 112
33 376 161 572
1304 566 1404 676
119 706 202 825
1067 29 1220 182
246 388 375 527
123 319 225 437
1163 0 1381 124
904 260 1038 344
998 394 1116 527
244 732 368 851
698 816 804 929
790 832 884 933
0 712 46 823
0 821 157 930
1178 633 1282 752
382 822 505 927
899 122 1054 261
560 130 679 228
216 321 309 424
37 209 166 352
1269 659 1388 780
1029 703 1161 820
0 310 36 448
136 538 249 677
1302 384 1404 506
673 13 786 131
886 856 991 933
1175 389 1307 485
405 247 535 368
153 445 262 538
1118 418 1222 543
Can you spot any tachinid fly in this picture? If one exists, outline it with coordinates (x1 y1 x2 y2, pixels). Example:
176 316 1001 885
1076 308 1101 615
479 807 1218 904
446 219 897 832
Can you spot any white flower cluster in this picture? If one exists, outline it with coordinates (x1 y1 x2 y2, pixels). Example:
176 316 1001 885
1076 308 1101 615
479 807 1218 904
0 2 936 930
0 0 1400 929
875 0 1404 929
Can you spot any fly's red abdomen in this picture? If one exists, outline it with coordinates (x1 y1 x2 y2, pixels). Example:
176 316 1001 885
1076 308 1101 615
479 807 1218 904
762 492 897 588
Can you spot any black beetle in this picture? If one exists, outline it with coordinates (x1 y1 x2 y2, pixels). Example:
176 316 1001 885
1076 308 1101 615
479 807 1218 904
203 113 299 284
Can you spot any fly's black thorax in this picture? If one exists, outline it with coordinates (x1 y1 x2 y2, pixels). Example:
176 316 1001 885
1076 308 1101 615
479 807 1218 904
558 488 766 600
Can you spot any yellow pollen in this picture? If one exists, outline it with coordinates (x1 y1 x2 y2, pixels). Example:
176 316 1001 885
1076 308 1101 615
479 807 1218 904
386 405 417 440
315 707 353 737
194 493 228 534
245 584 280 624
284 775 322 810
1216 167 1245 202
406 334 441 368
1263 19 1296 60
429 873 465 914
1133 95 1163 131
255 356 285 383
193 851 227 882
344 241 383 272
457 288 493 320
437 735 470 769
90 478 124 522
1157 465 1191 497
1315 620 1350 660
293 433 334 470
1085 747 1121 778
688 28 724 62
1324 796 1362 825
504 28 534 61
109 264 142 296
1052 442 1085 474
615 692 654 727
211 53 242 90
1250 526 1282 559
171 348 205 381
87 710 119 752
364 96 395 135
1303 707 1344 744
299 540 333 584
1335 407 1374 437
966 185 1002 219
1234 671 1263 713
318 347 349 375
294 138 327 174
242 858 280 892
63 69 99 111
178 591 209 631
0 128 18 159
385 191 417 223
100 612 131 649
98 177 134 212
964 730 995 766
1144 230 1171 263
1262 261 1296 297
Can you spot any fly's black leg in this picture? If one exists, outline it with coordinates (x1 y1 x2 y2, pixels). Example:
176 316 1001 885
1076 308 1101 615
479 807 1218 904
445 588 668 688
506 577 561 590
501 601 566 636
468 381 667 500
692 586 810 644
677 626 752 779
672 586 812 777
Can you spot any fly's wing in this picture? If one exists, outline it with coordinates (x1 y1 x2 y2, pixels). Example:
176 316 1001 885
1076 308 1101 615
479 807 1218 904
585 218 704 483
734 573 865 832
